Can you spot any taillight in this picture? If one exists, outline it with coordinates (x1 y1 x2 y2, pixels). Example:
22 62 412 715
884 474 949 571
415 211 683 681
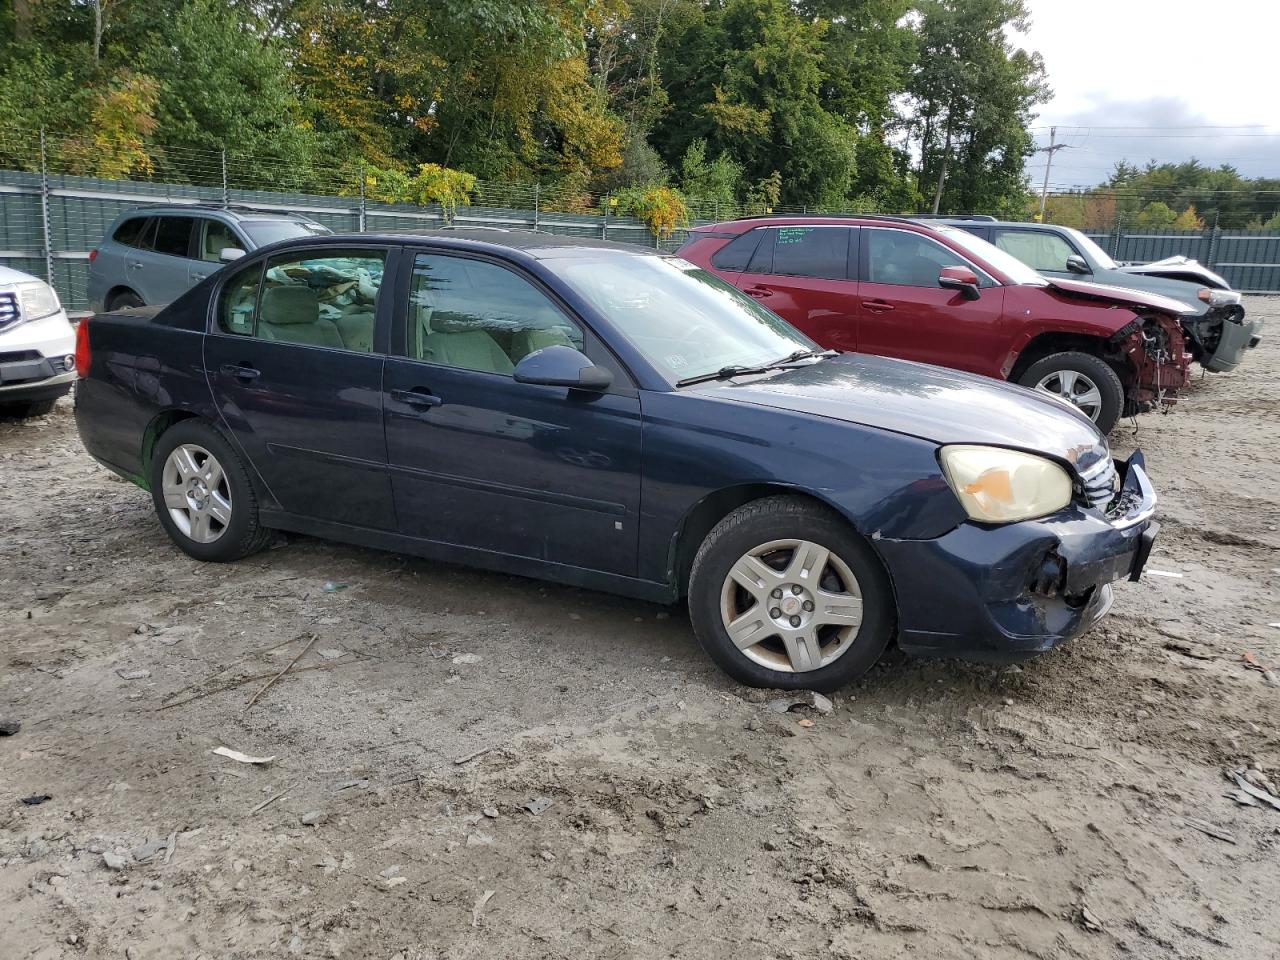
88 249 98 264
74 317 91 377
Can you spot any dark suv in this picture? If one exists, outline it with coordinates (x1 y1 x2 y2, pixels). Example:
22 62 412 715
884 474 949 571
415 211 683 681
679 216 1195 433
933 217 1260 373
87 205 332 313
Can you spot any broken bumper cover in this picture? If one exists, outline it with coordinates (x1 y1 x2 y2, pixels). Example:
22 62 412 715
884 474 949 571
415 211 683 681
1203 312 1263 373
877 452 1157 662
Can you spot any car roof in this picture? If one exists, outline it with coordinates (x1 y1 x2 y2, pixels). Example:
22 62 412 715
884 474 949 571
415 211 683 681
256 228 667 260
694 215 953 237
934 217 1070 232
115 204 324 223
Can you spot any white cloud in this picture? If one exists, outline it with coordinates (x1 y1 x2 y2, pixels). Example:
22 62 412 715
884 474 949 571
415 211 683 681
1017 0 1280 184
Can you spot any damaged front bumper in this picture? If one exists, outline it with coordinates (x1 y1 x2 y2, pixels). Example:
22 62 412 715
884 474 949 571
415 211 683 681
878 451 1158 662
1200 310 1263 373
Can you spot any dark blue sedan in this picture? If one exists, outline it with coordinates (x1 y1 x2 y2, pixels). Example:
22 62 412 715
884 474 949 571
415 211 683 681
73 230 1158 690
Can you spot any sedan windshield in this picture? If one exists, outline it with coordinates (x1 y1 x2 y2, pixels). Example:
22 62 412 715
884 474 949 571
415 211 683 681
545 255 818 384
1064 228 1118 270
240 219 333 246
934 226 1047 286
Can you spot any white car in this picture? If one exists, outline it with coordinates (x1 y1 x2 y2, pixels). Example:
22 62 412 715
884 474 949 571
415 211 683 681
0 266 76 418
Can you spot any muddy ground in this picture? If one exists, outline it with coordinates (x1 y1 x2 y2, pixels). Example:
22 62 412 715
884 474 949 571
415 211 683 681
2 299 1278 960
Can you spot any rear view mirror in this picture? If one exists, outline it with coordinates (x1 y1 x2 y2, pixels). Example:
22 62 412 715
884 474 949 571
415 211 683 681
219 247 247 263
513 344 612 392
938 266 981 301
1065 254 1090 275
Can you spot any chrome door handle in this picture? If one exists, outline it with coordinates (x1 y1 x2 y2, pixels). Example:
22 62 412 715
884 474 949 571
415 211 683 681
219 363 260 382
391 388 443 409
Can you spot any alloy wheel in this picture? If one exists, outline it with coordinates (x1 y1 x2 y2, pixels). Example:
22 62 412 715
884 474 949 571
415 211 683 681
719 538 863 673
1035 369 1104 421
161 443 232 544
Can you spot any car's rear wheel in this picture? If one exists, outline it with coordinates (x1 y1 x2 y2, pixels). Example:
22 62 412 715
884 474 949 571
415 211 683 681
107 289 144 311
688 496 895 691
149 420 271 562
1017 351 1124 433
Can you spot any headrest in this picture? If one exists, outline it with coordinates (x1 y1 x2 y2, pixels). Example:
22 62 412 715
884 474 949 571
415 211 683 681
261 285 319 325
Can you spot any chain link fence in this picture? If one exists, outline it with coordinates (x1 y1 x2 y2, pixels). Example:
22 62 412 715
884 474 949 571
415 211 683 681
2 126 1279 311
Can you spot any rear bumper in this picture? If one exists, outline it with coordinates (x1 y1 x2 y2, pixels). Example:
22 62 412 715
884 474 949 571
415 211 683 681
877 453 1157 662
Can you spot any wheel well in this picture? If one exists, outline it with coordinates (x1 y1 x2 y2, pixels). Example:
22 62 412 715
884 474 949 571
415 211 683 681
1009 332 1129 384
670 484 850 599
105 285 140 309
139 410 198 489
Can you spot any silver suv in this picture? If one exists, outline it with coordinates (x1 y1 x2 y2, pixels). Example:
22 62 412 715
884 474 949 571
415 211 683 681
88 205 332 313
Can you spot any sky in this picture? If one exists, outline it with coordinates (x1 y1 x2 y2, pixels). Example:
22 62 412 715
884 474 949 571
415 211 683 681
1015 0 1280 186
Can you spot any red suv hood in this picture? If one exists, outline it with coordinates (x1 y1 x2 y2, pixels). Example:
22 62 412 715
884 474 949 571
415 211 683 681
1044 277 1195 317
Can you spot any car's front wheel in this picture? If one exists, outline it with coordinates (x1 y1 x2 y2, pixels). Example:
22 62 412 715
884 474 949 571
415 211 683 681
688 496 895 691
1017 351 1124 433
149 420 272 562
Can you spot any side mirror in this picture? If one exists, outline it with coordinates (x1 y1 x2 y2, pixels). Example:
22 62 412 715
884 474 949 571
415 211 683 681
1065 254 1090 275
219 247 247 263
938 266 981 301
513 344 612 392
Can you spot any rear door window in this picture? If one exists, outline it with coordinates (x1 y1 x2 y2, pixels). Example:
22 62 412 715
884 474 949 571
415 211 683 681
151 217 196 259
112 217 152 248
770 226 851 280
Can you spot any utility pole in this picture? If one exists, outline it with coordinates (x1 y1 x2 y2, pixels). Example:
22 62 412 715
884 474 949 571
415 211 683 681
1037 126 1071 221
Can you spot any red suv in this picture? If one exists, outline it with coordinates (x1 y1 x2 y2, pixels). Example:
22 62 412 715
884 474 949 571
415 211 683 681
679 216 1193 433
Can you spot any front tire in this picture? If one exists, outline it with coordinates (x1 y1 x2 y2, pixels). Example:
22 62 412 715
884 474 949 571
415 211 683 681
1017 351 1124 434
688 496 895 691
149 420 271 562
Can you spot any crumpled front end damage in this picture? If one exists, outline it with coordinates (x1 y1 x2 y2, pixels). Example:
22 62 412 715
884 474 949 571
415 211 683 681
876 452 1158 662
1182 305 1263 374
1111 313 1193 413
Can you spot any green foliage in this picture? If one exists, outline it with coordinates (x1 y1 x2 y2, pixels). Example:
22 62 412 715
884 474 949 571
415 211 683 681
364 164 478 219
678 139 742 206
1135 202 1177 228
612 185 689 238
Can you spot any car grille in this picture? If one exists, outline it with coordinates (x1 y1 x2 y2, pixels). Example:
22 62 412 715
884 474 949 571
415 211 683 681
0 292 19 334
1079 458 1119 510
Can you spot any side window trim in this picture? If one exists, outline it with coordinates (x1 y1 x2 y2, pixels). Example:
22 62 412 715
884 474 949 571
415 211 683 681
744 228 776 275
860 227 997 287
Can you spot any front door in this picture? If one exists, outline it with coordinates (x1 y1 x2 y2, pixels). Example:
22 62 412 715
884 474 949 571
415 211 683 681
190 217 244 287
203 245 396 529
727 226 860 352
383 251 643 577
856 227 1008 375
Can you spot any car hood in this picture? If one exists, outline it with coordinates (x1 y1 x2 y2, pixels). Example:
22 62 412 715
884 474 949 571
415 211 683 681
1044 276 1198 317
1118 256 1232 291
0 264 43 287
699 353 1110 473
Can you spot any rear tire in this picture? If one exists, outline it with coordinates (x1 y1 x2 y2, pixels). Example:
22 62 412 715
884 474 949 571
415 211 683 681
149 419 272 562
687 496 895 691
107 289 144 311
1017 351 1124 434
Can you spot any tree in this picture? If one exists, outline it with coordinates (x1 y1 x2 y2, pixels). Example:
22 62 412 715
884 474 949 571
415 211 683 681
1135 201 1177 228
1171 204 1204 231
907 0 1048 214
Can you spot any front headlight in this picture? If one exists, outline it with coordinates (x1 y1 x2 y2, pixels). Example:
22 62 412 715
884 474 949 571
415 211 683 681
1197 287 1241 308
18 281 61 321
940 445 1073 523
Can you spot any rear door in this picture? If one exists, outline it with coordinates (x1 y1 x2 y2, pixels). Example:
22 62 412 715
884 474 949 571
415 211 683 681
726 226 859 351
134 215 198 305
856 227 1008 375
203 244 396 529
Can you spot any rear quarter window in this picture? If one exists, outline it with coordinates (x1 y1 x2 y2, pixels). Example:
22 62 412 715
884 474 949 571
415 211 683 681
112 217 152 248
710 230 763 272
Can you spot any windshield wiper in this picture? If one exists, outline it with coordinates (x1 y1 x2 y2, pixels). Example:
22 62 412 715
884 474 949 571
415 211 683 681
675 350 838 388
676 364 772 387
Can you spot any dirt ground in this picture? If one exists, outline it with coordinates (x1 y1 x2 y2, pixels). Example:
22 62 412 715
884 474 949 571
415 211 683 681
2 299 1278 960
